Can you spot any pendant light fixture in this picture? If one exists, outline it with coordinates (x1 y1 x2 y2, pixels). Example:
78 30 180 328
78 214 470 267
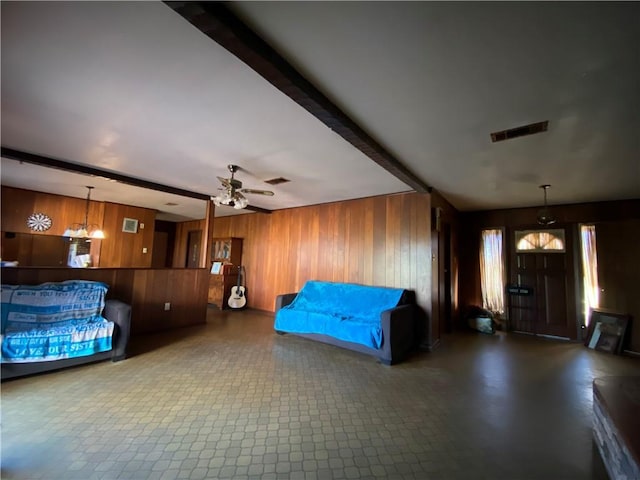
536 184 556 226
63 186 105 239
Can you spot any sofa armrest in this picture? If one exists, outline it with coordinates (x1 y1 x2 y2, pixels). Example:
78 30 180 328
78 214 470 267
104 299 131 361
380 304 416 365
275 293 298 312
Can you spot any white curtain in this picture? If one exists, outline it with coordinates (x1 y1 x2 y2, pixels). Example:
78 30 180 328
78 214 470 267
580 225 599 325
480 229 505 314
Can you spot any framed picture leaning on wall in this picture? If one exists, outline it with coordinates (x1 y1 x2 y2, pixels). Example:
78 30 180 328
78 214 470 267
584 308 630 354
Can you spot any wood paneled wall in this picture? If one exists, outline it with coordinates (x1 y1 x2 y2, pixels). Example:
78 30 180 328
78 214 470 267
100 202 156 268
596 219 640 353
2 186 104 237
1 186 157 268
1 267 209 336
459 199 640 353
2 232 69 267
1 267 136 303
128 268 210 334
212 192 436 346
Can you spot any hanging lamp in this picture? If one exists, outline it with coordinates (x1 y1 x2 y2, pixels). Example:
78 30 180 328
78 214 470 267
536 184 556 226
62 186 105 239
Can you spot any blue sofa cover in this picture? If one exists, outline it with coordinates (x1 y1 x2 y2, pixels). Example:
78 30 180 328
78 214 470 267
274 281 416 364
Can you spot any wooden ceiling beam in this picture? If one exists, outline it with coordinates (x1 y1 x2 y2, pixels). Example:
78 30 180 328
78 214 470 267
166 1 432 194
1 147 272 214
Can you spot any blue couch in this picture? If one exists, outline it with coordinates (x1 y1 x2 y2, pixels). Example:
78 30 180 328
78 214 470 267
274 281 416 365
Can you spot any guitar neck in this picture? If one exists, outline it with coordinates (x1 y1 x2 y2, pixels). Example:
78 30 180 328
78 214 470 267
235 266 246 289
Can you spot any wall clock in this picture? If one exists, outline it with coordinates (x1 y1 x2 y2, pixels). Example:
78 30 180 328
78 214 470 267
26 213 52 232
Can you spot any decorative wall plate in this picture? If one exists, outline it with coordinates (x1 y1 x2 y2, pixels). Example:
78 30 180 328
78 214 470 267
26 212 52 232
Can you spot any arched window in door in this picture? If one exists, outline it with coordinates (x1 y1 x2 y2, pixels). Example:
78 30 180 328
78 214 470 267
515 229 565 253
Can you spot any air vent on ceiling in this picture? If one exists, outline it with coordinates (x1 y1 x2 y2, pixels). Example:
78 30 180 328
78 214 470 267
490 121 549 143
264 177 290 185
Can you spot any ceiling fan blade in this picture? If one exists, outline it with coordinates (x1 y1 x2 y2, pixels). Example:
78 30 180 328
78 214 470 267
217 176 231 187
240 188 274 196
233 164 250 174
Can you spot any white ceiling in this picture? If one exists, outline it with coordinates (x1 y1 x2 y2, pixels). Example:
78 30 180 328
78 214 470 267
2 1 639 221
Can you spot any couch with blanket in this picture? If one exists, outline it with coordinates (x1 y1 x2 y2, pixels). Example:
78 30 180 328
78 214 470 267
1 280 131 380
274 280 416 365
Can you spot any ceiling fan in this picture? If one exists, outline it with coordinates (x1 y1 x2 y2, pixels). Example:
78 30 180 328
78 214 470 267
212 164 274 209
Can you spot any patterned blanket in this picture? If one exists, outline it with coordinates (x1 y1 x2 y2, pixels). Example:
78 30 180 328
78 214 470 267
1 281 114 363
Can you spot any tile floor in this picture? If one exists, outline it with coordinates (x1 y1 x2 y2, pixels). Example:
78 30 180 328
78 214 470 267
2 308 638 480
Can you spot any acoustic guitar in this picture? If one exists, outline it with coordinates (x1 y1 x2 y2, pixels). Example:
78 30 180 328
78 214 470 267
228 265 247 309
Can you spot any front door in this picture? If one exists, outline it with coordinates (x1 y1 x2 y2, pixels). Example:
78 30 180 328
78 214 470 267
509 229 576 339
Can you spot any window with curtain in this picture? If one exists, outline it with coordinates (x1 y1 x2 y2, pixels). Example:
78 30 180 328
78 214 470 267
580 224 599 325
480 229 505 314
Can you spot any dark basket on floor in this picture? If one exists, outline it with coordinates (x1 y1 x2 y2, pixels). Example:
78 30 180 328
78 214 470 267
464 305 497 335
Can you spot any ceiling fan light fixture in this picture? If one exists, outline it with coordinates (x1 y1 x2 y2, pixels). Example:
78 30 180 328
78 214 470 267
212 191 230 207
233 197 249 209
536 184 556 226
212 164 274 210
212 189 249 209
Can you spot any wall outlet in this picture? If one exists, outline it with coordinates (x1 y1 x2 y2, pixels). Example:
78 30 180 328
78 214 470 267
142 247 148 254
164 302 171 311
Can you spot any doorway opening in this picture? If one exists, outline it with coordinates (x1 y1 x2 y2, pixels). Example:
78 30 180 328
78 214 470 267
185 230 202 268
